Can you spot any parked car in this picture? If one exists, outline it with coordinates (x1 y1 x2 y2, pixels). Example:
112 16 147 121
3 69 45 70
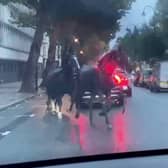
112 68 132 97
133 71 141 87
149 61 168 92
139 68 153 88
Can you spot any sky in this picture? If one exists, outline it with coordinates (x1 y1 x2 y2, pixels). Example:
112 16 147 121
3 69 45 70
109 0 158 48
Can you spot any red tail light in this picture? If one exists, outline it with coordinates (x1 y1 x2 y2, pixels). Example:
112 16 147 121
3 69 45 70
112 73 129 86
113 74 121 85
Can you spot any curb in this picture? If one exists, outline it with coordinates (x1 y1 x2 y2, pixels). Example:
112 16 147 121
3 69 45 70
0 92 43 112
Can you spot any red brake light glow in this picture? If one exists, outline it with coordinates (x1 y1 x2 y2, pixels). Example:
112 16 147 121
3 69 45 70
114 75 121 84
113 72 129 86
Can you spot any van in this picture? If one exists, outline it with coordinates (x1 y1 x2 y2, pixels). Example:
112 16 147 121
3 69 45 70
140 68 153 88
149 61 168 92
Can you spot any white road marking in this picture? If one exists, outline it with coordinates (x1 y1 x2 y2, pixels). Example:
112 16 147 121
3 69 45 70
29 114 35 118
15 115 26 118
0 131 11 136
15 114 36 118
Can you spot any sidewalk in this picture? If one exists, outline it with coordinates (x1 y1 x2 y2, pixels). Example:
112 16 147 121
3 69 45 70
0 80 43 112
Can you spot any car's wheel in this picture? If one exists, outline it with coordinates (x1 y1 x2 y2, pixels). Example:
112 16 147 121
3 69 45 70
153 86 160 93
146 84 149 89
150 84 159 93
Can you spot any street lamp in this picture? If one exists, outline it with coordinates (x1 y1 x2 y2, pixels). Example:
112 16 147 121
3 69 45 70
74 37 79 43
80 50 84 55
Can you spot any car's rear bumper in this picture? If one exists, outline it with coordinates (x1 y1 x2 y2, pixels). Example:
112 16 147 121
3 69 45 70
158 87 168 91
81 88 123 105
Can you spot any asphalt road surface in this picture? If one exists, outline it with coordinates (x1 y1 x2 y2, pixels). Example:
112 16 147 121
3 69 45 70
0 86 168 165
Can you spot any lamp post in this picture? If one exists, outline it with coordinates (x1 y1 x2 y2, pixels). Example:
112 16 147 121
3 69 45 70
74 38 79 43
73 36 80 54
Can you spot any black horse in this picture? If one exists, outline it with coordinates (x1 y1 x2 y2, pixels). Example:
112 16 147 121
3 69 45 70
45 50 80 119
69 64 113 129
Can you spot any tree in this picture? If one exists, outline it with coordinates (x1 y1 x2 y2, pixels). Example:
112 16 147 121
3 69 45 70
152 0 168 49
1 0 135 93
120 24 166 62
49 0 135 61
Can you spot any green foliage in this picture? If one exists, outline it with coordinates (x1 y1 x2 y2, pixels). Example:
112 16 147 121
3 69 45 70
120 25 166 62
46 0 135 41
152 0 168 47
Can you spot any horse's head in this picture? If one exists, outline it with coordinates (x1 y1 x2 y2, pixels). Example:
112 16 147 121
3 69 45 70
62 53 80 82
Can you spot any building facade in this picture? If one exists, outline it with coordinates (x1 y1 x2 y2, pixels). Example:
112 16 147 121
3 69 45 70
0 3 35 83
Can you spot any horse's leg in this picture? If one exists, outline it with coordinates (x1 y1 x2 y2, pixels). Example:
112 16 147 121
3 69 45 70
74 92 81 119
99 92 107 116
69 96 75 112
104 94 112 129
122 94 126 114
89 93 94 127
57 97 63 119
69 82 78 113
99 92 112 129
50 98 56 115
46 96 50 113
104 109 112 129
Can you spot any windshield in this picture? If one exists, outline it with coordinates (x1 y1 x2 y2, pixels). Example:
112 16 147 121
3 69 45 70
143 70 152 76
0 0 168 166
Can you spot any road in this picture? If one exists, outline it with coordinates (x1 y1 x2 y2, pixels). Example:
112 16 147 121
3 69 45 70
0 87 168 165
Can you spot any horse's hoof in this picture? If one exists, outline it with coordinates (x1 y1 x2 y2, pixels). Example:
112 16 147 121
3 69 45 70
58 112 63 119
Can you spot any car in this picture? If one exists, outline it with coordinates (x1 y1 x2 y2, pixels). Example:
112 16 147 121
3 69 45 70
80 67 132 108
112 68 132 97
143 69 153 88
149 61 168 92
139 68 153 88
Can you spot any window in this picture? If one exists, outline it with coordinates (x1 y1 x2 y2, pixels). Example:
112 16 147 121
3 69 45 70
0 63 2 72
3 63 6 72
